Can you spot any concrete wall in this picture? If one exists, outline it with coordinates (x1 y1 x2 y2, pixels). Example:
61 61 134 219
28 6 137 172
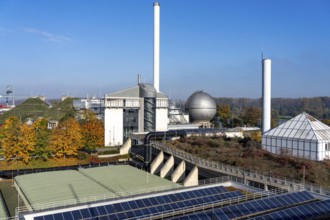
150 151 164 174
160 155 174 178
120 138 131 155
171 160 186 183
183 166 198 187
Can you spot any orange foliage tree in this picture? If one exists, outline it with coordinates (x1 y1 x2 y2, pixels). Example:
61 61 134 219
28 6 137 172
0 116 35 163
50 118 82 158
80 111 104 151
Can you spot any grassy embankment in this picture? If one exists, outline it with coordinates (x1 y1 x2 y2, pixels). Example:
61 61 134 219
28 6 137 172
166 136 330 188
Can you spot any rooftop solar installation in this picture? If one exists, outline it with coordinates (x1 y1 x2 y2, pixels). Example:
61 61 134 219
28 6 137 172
32 185 242 220
170 191 316 220
249 199 330 220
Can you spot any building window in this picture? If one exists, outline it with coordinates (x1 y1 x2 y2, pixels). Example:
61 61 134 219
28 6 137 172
326 143 329 151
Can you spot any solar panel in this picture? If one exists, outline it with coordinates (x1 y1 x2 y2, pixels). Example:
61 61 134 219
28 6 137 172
62 212 73 220
171 191 316 220
97 206 107 215
249 199 330 220
33 185 237 220
53 213 64 220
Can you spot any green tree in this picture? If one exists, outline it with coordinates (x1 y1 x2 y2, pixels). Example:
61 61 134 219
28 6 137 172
50 118 82 158
32 118 51 159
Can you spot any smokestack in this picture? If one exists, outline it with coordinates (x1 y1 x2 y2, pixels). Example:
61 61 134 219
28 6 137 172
153 1 160 92
262 58 271 133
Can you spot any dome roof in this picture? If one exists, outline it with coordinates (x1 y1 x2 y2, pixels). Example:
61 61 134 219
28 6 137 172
185 91 216 122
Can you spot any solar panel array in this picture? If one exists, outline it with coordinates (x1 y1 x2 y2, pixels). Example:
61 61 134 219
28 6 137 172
170 191 315 220
33 186 242 220
250 199 330 220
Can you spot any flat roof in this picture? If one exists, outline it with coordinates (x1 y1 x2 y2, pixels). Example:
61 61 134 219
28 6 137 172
0 195 8 219
15 165 181 211
15 170 114 210
79 165 181 196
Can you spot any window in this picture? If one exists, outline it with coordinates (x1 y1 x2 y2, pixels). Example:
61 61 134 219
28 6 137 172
326 143 329 151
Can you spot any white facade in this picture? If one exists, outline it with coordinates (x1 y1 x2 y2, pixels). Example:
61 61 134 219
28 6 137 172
156 99 169 131
104 108 123 146
262 112 330 161
262 59 271 133
104 85 169 146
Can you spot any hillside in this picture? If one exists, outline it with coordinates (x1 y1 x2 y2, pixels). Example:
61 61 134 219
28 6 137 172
0 97 76 124
0 98 49 124
44 98 76 122
166 136 330 188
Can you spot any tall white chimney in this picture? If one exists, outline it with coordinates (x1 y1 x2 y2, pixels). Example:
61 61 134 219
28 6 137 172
153 1 160 92
262 58 271 133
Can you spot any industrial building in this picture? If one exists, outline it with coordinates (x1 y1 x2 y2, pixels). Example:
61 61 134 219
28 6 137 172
104 83 169 146
262 112 330 161
103 0 218 146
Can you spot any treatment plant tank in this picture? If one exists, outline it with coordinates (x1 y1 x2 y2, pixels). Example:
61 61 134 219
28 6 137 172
185 91 217 123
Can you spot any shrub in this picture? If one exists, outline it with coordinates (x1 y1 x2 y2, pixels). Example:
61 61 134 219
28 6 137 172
77 151 88 160
98 149 120 155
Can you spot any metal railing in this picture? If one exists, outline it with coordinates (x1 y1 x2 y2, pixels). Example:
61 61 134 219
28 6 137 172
15 183 183 215
81 187 289 220
151 142 330 196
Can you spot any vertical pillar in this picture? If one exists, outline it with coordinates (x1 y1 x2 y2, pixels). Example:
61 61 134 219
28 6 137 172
262 59 271 133
153 2 160 92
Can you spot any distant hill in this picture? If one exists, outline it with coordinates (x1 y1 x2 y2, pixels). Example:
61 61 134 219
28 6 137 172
0 97 76 124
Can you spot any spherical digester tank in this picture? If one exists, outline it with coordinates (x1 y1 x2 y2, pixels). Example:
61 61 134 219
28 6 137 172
185 91 217 123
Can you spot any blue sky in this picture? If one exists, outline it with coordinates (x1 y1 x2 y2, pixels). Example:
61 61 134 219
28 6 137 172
0 0 329 100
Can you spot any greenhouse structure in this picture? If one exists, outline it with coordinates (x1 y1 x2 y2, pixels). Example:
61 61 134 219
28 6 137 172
262 112 330 161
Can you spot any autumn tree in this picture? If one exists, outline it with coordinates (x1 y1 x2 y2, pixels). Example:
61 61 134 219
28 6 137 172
50 118 82 158
0 116 35 163
250 131 261 143
322 119 330 126
241 107 261 127
32 118 51 159
80 111 104 151
217 104 232 127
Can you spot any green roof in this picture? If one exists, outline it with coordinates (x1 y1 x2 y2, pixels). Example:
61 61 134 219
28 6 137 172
15 170 114 210
15 165 181 211
79 165 181 196
0 194 8 220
